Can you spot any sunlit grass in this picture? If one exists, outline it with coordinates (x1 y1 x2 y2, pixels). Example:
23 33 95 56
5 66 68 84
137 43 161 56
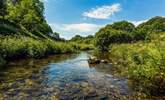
110 41 165 95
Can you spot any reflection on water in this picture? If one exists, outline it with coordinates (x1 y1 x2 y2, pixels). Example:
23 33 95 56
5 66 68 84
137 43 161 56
0 52 145 99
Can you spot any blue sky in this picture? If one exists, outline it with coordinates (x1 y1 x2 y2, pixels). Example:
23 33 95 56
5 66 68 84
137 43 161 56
42 0 165 39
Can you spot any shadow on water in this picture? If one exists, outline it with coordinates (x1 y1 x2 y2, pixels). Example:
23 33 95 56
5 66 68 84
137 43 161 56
0 52 162 99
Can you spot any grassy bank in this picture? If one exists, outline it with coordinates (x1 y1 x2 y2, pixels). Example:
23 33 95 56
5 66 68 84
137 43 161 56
0 36 94 66
110 41 165 95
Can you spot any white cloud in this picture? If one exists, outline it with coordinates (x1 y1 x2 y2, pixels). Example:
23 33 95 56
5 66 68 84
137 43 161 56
62 23 102 32
83 3 121 19
49 23 103 39
130 19 148 26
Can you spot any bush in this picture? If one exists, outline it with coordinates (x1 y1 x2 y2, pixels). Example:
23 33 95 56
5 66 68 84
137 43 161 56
26 39 47 58
133 29 148 41
95 21 136 51
110 42 165 95
111 21 135 32
95 29 132 51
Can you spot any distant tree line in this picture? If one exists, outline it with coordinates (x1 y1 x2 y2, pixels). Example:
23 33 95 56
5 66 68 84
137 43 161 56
70 35 94 44
95 16 165 51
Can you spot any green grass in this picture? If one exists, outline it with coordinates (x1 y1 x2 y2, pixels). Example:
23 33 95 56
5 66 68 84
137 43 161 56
110 41 165 95
0 36 82 65
0 36 95 66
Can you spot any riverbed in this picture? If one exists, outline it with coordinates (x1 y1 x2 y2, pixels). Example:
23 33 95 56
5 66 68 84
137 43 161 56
0 52 160 99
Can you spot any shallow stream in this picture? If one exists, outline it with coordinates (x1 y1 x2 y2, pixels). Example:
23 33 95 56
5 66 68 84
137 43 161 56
0 52 159 99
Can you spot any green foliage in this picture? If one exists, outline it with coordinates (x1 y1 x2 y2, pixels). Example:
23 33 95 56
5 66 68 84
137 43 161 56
110 42 165 95
0 0 53 38
111 21 135 32
0 19 27 35
70 35 83 41
95 17 165 51
70 35 95 50
95 24 133 51
138 16 165 33
94 16 165 95
70 35 94 44
132 28 148 41
0 0 7 19
0 36 78 64
26 39 47 58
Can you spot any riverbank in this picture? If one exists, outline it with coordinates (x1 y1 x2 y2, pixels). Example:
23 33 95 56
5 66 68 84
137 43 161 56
110 41 165 96
0 36 94 67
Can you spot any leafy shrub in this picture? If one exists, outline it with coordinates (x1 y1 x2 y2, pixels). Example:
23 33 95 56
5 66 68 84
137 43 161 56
133 29 148 41
110 42 165 95
138 16 165 33
95 21 136 51
95 29 132 51
26 39 47 58
111 21 135 32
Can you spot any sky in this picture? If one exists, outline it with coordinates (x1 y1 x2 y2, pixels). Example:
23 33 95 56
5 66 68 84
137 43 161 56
42 0 165 39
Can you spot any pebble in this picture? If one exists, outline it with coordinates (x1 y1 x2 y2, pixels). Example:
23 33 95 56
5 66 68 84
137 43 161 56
110 85 114 88
80 82 88 87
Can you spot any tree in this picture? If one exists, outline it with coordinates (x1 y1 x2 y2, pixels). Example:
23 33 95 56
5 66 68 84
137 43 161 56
137 16 165 33
70 35 83 41
7 0 52 37
95 21 134 51
111 21 135 32
95 29 132 51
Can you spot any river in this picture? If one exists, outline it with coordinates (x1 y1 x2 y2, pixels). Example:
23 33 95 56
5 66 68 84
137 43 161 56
0 52 158 99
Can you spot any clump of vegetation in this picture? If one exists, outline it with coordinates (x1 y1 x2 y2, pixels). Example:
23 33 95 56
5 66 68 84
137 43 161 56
0 36 78 65
94 16 165 96
95 21 135 51
95 29 133 51
70 35 95 50
70 35 95 44
95 17 165 51
110 41 165 95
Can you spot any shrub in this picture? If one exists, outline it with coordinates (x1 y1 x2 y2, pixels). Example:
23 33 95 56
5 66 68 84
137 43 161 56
111 21 135 32
26 39 47 58
110 42 165 95
95 29 132 51
133 29 148 41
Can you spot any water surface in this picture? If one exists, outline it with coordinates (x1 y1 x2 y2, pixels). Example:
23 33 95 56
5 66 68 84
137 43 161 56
0 52 135 99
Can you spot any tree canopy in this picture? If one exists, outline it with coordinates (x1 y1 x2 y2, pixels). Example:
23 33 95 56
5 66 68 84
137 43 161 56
95 21 134 51
0 0 53 39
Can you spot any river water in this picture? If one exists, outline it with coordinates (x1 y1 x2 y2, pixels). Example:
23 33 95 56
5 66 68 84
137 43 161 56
0 52 159 99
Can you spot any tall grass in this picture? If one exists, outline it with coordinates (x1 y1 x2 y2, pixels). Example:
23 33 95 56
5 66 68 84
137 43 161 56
0 36 95 66
110 41 165 95
0 36 81 66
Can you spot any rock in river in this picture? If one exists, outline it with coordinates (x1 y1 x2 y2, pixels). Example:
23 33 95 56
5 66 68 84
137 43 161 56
101 60 108 63
88 56 100 64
